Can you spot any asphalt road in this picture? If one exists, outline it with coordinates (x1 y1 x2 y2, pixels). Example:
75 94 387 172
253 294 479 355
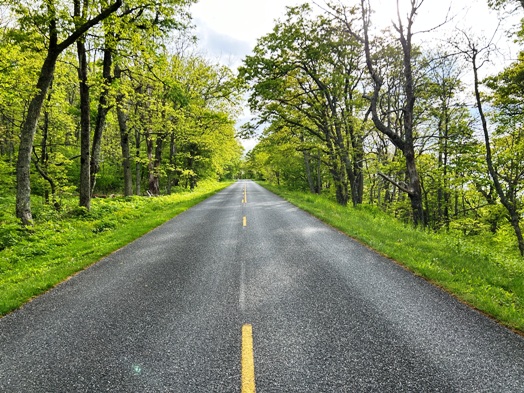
1 181 523 392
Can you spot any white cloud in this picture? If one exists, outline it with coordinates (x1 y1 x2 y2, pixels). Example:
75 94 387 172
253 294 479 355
193 18 252 67
191 0 305 47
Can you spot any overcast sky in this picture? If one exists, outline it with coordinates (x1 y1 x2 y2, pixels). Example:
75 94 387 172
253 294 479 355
189 0 518 151
190 0 512 64
190 0 304 64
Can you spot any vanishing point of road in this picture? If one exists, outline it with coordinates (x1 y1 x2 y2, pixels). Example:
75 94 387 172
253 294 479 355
1 181 523 392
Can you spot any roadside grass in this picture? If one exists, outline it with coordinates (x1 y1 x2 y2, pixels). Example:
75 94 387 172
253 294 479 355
260 182 524 334
0 180 232 316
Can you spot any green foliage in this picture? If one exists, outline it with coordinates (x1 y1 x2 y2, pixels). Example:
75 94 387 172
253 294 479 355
488 0 524 11
0 0 242 221
240 5 368 206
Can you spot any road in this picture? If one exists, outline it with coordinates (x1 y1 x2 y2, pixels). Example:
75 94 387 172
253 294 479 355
1 181 523 392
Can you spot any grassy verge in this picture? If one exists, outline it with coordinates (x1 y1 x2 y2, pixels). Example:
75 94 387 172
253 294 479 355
260 182 524 334
0 180 232 316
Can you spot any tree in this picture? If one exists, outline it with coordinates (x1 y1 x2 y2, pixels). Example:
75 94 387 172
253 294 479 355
484 51 524 255
455 31 524 256
173 56 243 189
346 0 427 225
240 5 367 206
14 0 122 225
75 0 92 210
89 0 196 196
417 51 476 228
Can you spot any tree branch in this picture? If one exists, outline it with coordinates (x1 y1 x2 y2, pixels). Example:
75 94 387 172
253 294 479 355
378 172 411 194
57 0 123 53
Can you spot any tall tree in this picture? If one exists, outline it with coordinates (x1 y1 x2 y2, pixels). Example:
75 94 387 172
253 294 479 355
346 0 426 225
456 31 524 256
484 51 524 255
75 0 92 210
419 52 475 228
240 5 367 206
14 0 122 225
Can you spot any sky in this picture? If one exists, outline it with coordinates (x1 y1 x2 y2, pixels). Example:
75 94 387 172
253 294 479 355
190 0 305 64
189 0 519 151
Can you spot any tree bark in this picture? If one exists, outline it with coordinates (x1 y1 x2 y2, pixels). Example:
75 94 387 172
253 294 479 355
41 87 53 204
303 150 316 194
152 135 164 195
32 150 60 210
91 45 113 194
77 37 91 210
329 157 349 206
135 128 142 196
167 132 177 194
116 99 133 196
316 151 322 193
16 52 59 225
113 65 133 196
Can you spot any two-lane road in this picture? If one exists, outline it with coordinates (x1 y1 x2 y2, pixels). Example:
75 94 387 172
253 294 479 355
1 181 523 392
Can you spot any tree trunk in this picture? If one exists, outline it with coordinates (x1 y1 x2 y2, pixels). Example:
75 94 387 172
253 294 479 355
316 151 322 193
335 183 349 206
114 64 133 196
332 157 349 206
351 136 364 206
472 47 524 256
329 164 349 206
146 134 160 196
510 213 524 257
153 135 164 194
32 151 60 210
167 132 176 194
41 88 52 204
135 128 142 195
91 46 113 194
303 150 316 194
117 100 133 197
77 37 91 210
187 149 197 190
16 52 59 225
358 0 424 225
405 147 424 225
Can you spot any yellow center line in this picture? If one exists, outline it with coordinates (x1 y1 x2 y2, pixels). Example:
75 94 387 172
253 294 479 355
241 324 256 393
244 185 247 204
243 216 247 227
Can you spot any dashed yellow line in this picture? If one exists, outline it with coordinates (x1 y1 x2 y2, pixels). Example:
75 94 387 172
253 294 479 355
241 324 256 393
243 216 247 227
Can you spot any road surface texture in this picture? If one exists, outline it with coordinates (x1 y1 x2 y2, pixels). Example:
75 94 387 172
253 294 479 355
1 181 523 392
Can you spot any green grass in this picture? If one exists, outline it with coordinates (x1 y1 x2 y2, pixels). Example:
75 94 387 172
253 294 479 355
0 180 232 316
260 182 524 334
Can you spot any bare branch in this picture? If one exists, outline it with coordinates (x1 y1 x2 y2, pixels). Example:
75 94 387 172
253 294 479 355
378 172 411 194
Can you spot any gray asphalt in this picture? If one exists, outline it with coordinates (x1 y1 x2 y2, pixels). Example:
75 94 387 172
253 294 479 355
1 180 523 392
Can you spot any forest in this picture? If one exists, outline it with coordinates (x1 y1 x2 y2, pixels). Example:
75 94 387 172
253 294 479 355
241 0 524 257
0 0 243 226
1 0 524 260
